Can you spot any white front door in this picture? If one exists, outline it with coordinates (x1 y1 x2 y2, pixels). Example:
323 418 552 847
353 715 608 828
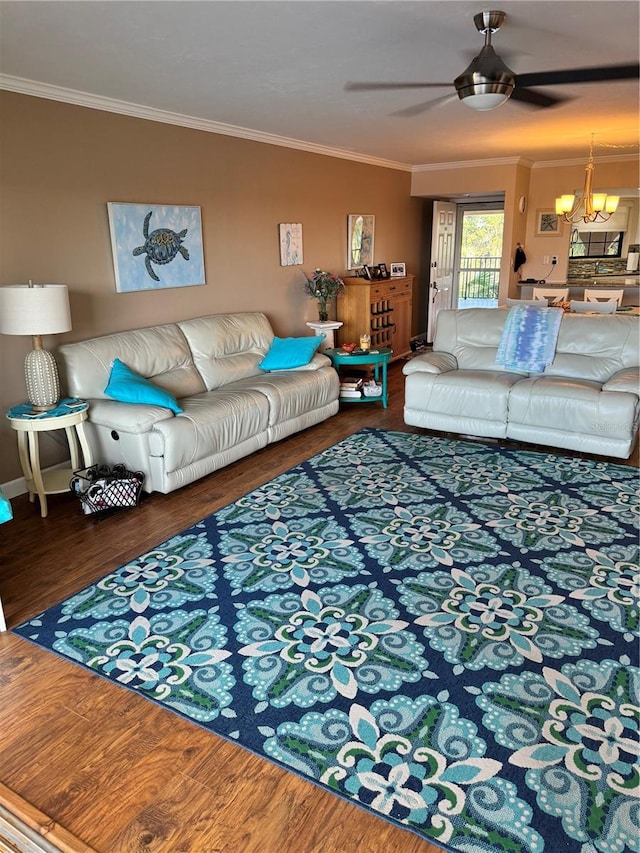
427 201 456 342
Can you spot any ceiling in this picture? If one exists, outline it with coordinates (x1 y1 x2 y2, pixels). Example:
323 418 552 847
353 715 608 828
1 1 639 169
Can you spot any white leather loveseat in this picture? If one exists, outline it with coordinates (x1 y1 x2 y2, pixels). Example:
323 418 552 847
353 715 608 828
403 308 640 458
57 312 339 493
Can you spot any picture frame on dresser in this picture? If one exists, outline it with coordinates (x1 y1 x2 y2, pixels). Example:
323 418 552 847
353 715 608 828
390 262 406 277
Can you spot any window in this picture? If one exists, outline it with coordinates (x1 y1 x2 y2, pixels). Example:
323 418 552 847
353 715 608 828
569 230 623 258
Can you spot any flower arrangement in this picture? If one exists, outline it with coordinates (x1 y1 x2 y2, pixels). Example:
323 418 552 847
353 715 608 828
304 268 345 320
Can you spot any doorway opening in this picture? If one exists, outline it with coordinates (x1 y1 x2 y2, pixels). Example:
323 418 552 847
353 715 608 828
455 208 503 309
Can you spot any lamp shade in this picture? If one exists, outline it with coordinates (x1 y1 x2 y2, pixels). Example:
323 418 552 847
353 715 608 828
0 284 71 336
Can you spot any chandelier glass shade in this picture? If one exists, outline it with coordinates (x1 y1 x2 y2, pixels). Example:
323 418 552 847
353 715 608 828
555 138 620 225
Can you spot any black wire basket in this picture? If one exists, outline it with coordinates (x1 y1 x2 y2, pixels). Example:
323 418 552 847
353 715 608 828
70 464 145 519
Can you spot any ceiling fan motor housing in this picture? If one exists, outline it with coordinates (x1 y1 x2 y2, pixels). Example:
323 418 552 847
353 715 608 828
454 44 515 107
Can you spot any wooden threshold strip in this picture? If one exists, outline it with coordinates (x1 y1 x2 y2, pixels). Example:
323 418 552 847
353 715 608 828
0 784 96 853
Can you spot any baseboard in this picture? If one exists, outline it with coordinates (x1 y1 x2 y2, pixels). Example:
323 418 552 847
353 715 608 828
0 783 95 853
1 460 72 501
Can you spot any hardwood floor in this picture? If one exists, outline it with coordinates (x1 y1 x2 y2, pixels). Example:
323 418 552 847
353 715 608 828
1 360 637 853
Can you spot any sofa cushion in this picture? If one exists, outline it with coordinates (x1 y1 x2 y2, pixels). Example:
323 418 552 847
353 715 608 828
178 313 275 390
405 369 523 423
508 376 639 438
151 389 270 472
105 359 183 413
542 314 640 381
259 336 323 371
433 309 530 374
57 322 205 400
227 365 340 426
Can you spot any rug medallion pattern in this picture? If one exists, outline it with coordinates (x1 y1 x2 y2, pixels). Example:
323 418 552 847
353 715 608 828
15 429 639 853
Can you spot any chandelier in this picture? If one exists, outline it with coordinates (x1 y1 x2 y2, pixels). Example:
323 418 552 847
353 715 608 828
555 137 619 225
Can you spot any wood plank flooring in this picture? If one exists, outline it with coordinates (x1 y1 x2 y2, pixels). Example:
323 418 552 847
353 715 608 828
1 360 637 852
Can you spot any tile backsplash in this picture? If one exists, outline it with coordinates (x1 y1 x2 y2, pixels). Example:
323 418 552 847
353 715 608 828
568 257 634 278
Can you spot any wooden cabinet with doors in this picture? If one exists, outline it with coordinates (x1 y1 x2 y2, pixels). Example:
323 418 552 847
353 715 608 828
338 276 413 359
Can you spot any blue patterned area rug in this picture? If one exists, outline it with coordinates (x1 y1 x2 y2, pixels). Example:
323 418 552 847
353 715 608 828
14 429 639 853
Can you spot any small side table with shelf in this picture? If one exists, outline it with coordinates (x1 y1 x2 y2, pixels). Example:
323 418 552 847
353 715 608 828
325 346 392 408
6 399 93 518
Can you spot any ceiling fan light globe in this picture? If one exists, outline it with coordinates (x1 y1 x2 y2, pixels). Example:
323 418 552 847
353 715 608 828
454 72 514 110
458 91 511 110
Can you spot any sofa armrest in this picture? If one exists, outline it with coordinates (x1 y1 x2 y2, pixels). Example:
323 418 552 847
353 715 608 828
87 399 176 434
602 367 640 397
402 352 458 376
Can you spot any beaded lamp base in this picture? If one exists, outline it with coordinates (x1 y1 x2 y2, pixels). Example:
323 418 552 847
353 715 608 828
25 347 60 411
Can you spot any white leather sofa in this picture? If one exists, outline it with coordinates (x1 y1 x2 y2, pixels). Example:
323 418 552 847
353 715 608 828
57 312 339 493
403 308 640 458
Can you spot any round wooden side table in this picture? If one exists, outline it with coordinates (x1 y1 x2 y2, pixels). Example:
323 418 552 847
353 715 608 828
6 399 93 518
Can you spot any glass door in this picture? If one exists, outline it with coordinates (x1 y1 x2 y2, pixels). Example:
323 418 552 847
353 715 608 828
454 208 503 309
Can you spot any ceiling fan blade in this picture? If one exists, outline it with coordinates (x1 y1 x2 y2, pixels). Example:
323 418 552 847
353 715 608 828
510 87 569 108
391 94 458 117
515 63 640 88
344 81 451 91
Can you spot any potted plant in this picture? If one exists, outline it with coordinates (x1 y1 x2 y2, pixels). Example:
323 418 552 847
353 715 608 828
304 268 345 321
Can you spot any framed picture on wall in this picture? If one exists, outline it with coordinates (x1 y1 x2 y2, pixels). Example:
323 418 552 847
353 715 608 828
279 222 303 266
107 203 205 292
536 210 562 236
347 214 375 269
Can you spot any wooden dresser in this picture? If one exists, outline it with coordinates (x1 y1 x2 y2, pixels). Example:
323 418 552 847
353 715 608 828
338 275 413 358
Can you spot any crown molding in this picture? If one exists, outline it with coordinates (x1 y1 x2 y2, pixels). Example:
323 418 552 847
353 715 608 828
0 74 413 173
532 153 640 168
412 156 532 172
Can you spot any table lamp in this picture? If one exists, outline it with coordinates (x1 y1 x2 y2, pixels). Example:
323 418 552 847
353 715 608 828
0 281 72 410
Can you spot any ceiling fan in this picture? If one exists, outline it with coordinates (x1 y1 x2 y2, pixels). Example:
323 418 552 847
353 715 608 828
345 10 640 112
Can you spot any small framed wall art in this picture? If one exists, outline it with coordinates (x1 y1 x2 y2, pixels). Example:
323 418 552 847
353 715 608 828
107 203 205 293
279 223 303 266
535 210 562 236
347 214 375 269
390 262 406 277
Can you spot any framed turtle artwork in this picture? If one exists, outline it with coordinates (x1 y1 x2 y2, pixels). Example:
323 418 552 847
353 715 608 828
107 203 206 292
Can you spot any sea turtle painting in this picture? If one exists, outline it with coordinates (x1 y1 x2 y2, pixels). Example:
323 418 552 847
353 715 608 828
132 211 190 282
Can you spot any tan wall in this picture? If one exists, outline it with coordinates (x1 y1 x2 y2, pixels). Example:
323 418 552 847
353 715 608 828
0 92 423 483
412 161 525 300
412 157 639 294
525 160 640 282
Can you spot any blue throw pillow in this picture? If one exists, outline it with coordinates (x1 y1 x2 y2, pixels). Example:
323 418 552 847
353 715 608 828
259 336 323 371
104 358 183 414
